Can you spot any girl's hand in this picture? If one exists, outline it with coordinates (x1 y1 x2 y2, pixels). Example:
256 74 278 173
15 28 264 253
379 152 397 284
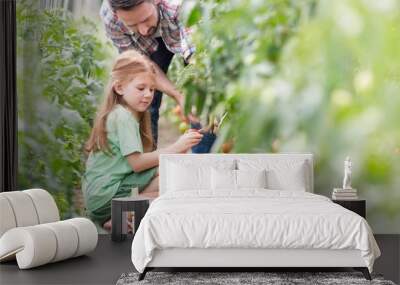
170 130 203 153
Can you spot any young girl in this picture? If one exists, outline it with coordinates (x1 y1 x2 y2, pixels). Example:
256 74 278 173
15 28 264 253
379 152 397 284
82 50 203 230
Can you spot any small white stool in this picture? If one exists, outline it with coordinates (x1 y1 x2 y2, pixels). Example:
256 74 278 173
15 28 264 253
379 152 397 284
0 189 98 269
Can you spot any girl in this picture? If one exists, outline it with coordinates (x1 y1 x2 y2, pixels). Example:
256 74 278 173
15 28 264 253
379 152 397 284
82 50 203 231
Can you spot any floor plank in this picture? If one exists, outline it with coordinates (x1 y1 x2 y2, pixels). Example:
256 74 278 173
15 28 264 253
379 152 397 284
0 234 398 285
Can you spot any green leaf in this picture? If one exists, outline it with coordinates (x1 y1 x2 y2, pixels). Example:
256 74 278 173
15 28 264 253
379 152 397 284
187 4 202 27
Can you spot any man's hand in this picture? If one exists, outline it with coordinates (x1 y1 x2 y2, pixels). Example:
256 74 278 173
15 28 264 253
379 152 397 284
173 105 199 124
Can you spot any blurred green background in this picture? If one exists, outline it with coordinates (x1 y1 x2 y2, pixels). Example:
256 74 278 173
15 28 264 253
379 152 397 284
17 0 400 233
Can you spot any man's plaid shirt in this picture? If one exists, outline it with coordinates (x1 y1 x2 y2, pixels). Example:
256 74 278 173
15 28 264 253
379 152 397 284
100 0 195 62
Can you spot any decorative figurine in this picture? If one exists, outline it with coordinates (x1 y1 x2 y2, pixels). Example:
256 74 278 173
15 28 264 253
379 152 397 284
342 156 352 190
332 156 358 200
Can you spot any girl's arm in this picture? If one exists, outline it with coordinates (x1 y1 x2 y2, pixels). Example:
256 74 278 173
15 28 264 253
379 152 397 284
125 130 203 173
125 149 166 173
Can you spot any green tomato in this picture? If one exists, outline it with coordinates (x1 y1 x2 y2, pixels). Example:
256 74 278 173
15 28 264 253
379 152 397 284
179 122 189 133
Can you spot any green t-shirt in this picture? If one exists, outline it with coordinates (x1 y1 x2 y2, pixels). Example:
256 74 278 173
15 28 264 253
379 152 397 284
82 105 155 214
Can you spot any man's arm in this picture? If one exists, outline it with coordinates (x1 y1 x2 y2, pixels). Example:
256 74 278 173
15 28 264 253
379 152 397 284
179 26 195 65
161 0 195 64
154 64 200 122
152 63 184 108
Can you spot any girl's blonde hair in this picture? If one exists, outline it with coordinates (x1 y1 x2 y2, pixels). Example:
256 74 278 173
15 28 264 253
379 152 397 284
85 50 156 154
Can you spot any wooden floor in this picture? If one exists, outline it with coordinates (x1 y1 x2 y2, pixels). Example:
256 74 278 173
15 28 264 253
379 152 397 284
0 234 398 285
0 235 133 285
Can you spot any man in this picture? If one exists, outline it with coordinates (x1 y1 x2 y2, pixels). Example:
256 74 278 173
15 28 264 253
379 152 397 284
100 0 195 145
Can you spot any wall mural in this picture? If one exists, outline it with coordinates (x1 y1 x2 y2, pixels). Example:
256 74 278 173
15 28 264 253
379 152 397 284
17 0 400 233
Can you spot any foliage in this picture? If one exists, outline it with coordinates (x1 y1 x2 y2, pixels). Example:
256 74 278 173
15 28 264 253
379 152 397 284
171 0 400 233
169 0 314 129
15 0 400 232
17 0 111 217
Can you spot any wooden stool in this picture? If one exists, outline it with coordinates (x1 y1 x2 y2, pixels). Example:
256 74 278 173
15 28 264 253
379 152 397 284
111 197 151 242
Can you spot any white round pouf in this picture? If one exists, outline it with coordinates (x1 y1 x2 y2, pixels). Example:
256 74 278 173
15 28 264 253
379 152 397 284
0 218 98 269
0 190 98 269
42 221 79 262
23 189 60 224
66 218 98 257
0 226 57 269
0 191 39 227
0 196 17 237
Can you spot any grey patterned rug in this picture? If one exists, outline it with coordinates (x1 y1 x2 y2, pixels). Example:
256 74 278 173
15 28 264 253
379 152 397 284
116 271 396 285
